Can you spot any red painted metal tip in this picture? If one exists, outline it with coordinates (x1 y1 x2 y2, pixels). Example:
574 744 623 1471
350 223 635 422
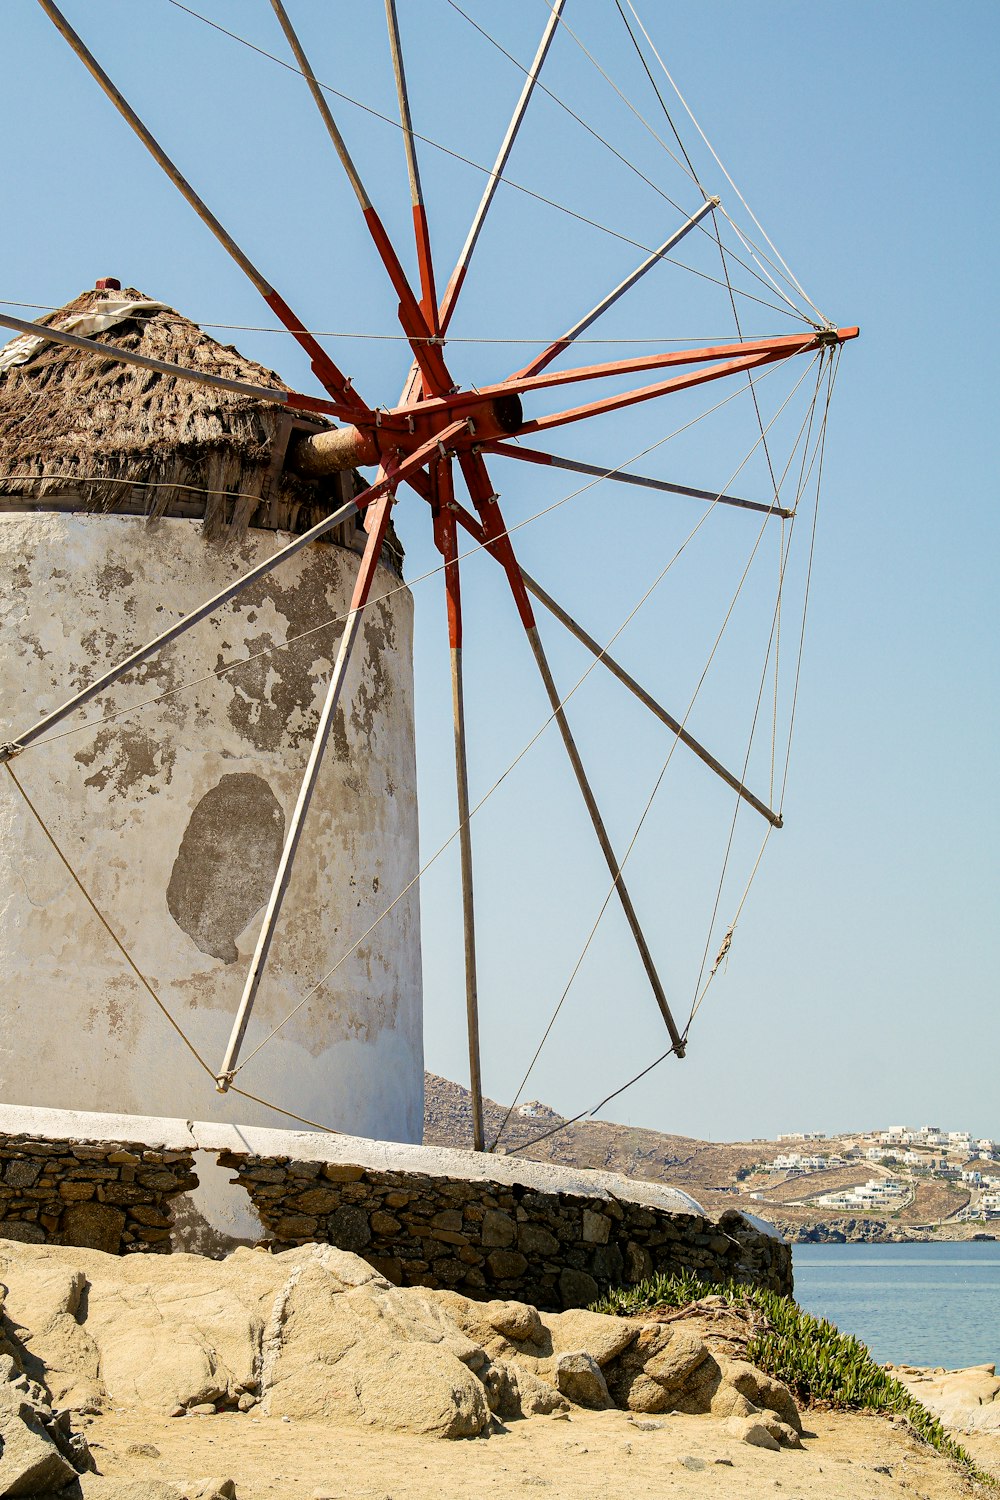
838 326 860 341
95 277 121 291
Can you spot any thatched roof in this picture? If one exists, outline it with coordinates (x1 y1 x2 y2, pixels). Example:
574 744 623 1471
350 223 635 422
0 284 399 564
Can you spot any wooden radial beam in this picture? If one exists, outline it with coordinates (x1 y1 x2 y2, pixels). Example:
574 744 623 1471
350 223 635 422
384 0 438 329
432 459 485 1150
479 442 793 520
511 197 720 382
36 0 369 416
268 0 453 400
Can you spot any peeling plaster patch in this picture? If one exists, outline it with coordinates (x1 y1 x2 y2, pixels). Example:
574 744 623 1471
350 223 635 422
166 773 285 962
222 630 341 753
74 724 176 797
331 704 351 763
349 610 394 750
94 563 135 598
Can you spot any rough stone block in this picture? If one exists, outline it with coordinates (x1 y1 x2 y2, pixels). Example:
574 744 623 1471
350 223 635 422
481 1210 515 1248
136 1171 184 1192
558 1268 599 1309
369 1211 401 1236
320 1164 366 1183
3 1160 41 1190
555 1352 611 1409
626 1241 653 1283
327 1205 371 1252
61 1202 126 1253
126 1204 172 1228
58 1181 96 1201
582 1210 611 1244
274 1215 318 1240
133 1226 172 1244
486 1250 528 1280
292 1187 341 1217
516 1223 559 1256
591 1244 625 1283
0 1394 77 1497
0 1220 45 1244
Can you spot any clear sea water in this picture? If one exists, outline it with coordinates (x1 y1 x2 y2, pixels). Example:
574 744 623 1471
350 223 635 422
792 1241 1000 1370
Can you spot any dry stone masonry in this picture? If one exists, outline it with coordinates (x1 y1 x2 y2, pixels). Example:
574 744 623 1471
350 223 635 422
222 1154 790 1309
0 1106 790 1305
0 1131 196 1255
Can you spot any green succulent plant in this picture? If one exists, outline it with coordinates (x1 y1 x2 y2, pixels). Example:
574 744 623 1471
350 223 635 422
592 1272 994 1486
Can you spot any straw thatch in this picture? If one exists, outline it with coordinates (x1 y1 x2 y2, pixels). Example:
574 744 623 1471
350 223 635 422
0 285 400 565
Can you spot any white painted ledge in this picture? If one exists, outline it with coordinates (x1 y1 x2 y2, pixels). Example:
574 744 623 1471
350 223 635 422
0 1101 763 1228
0 1102 195 1152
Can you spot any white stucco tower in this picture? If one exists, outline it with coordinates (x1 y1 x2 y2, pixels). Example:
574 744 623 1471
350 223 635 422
0 284 424 1162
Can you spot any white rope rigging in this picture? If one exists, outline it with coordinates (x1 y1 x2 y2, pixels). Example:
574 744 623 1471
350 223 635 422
442 0 812 322
534 0 814 325
685 355 833 1019
491 353 826 1147
158 0 810 327
619 0 830 325
0 303 790 346
685 349 840 1035
497 352 840 1156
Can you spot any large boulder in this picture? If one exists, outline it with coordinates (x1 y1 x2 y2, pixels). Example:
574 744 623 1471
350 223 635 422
0 1238 802 1443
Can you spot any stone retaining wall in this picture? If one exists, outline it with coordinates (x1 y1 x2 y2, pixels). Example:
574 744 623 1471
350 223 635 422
0 1132 197 1254
0 1106 791 1307
221 1152 790 1309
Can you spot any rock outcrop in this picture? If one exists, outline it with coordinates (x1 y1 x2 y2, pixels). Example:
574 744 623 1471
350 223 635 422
0 1238 802 1449
889 1362 1000 1436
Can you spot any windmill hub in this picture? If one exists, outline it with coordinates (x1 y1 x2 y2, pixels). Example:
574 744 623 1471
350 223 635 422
288 391 524 481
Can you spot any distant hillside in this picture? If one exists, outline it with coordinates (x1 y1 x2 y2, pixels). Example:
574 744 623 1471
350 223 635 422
423 1072 760 1214
423 1074 992 1244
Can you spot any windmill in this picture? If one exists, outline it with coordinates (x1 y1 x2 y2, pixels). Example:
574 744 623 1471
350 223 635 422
0 0 857 1156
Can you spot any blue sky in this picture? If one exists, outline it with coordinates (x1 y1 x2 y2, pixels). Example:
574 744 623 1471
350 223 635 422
2 1 997 1142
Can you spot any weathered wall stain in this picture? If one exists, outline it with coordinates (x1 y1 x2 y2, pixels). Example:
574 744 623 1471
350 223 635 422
166 773 285 962
74 723 177 797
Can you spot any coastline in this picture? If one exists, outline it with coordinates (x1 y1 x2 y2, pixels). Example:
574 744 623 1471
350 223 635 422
777 1218 999 1245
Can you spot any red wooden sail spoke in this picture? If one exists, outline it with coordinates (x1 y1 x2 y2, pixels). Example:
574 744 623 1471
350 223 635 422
36 0 372 420
497 329 860 403
268 0 453 400
384 0 438 332
384 331 857 437
510 343 835 439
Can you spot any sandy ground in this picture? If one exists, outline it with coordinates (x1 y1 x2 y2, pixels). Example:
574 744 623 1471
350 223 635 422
77 1404 998 1500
